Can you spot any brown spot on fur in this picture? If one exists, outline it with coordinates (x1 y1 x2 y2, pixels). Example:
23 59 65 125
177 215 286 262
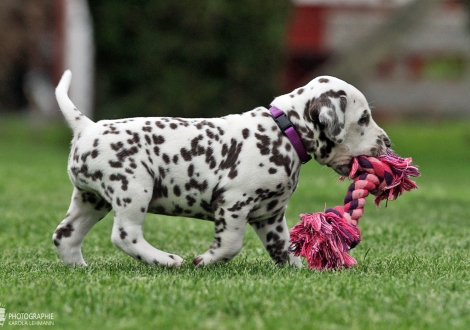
55 224 74 239
119 227 127 239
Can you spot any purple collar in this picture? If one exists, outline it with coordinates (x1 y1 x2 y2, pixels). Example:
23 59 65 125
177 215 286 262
269 106 312 164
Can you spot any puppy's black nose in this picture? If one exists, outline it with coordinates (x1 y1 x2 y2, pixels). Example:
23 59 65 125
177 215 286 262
383 136 391 148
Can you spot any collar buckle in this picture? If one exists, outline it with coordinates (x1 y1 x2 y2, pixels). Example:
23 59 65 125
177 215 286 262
269 106 312 164
274 113 293 131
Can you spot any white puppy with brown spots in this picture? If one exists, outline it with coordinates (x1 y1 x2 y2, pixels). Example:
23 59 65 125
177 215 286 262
53 70 390 267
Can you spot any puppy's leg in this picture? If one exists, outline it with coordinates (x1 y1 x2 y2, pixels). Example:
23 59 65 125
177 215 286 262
110 190 183 267
53 188 111 266
250 213 302 267
193 207 248 266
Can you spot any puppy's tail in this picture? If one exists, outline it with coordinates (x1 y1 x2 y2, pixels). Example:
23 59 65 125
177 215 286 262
55 70 94 134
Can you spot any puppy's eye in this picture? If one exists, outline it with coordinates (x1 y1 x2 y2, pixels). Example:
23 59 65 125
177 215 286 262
358 114 370 125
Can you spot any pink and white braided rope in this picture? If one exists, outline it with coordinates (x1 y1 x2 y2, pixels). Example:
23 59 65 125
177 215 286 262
289 149 420 270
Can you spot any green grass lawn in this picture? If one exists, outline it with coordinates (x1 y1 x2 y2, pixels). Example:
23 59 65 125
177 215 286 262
1 116 469 329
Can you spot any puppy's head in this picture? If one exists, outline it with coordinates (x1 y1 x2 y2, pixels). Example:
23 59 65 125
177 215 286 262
272 76 390 176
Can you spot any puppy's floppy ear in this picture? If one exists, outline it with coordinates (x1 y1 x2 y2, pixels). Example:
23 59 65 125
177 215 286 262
315 91 347 144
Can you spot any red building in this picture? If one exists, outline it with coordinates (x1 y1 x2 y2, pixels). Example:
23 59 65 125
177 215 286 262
283 0 470 116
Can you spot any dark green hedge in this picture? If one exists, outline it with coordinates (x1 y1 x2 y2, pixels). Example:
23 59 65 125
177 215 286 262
89 0 291 119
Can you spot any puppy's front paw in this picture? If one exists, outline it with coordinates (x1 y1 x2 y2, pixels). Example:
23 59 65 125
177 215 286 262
193 255 211 267
192 254 220 267
154 254 184 267
192 255 206 267
192 252 231 267
289 255 303 268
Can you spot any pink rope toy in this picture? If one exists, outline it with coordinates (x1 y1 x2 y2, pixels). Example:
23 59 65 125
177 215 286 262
289 149 420 270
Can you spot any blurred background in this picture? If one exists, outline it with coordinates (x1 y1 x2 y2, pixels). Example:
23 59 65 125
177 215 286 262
1 0 470 121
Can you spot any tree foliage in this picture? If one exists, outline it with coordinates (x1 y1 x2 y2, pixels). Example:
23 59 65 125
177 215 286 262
88 0 291 119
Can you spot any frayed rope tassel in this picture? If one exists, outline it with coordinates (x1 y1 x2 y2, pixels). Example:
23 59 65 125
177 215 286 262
289 149 420 270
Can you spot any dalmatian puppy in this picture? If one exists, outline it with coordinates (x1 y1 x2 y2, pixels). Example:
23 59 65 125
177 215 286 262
53 70 390 268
